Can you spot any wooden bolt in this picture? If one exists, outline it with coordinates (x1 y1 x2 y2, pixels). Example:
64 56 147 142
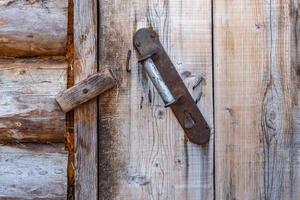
56 69 117 112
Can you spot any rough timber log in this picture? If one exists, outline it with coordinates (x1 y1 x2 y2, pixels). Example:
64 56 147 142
0 144 68 199
0 57 67 143
0 0 68 57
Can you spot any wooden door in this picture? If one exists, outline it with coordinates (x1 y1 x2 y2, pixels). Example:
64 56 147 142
72 0 214 199
97 1 213 200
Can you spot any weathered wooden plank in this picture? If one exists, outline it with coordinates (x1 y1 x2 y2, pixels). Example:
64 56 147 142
56 69 116 113
0 0 68 57
98 0 213 199
214 0 300 199
73 0 98 199
0 143 68 199
0 57 67 143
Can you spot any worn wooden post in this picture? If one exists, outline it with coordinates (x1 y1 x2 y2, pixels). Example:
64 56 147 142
74 0 98 199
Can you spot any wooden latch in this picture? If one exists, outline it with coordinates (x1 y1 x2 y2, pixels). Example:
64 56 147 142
133 28 210 145
56 69 117 112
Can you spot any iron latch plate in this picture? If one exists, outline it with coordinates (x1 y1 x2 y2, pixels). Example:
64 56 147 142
133 28 210 145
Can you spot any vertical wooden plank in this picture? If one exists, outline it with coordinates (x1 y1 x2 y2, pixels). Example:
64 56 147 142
98 0 213 199
169 1 214 199
214 0 300 199
290 1 300 199
74 0 98 199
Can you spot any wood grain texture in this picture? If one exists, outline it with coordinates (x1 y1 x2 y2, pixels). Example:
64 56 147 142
74 0 98 199
0 0 68 57
0 57 67 143
0 144 68 199
56 69 116 113
214 0 300 199
98 0 213 199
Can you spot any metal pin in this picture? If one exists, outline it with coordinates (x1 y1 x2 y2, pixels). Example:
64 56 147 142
193 76 204 90
143 59 176 106
195 91 203 104
126 50 132 72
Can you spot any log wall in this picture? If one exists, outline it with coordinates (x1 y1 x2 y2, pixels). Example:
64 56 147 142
0 0 68 199
0 0 68 57
0 57 67 142
0 144 68 199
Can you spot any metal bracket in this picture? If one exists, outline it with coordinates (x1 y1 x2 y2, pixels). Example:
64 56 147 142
133 28 210 145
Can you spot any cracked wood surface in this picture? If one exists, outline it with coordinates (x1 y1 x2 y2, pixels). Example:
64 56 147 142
0 0 68 57
98 0 213 199
0 57 67 143
214 0 300 199
0 144 68 199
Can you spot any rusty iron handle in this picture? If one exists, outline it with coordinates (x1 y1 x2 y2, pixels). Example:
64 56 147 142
143 58 177 107
133 28 210 145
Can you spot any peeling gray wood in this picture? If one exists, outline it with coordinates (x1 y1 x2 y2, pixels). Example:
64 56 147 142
74 0 98 199
0 57 67 143
214 0 300 199
0 0 68 57
0 144 68 200
98 0 213 199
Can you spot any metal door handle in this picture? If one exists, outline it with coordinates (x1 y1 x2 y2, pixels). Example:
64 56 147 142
133 28 210 145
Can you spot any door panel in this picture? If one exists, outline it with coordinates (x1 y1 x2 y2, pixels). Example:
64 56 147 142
97 0 213 199
214 0 300 199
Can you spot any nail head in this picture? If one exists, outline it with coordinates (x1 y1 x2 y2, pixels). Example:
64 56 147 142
83 88 89 94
